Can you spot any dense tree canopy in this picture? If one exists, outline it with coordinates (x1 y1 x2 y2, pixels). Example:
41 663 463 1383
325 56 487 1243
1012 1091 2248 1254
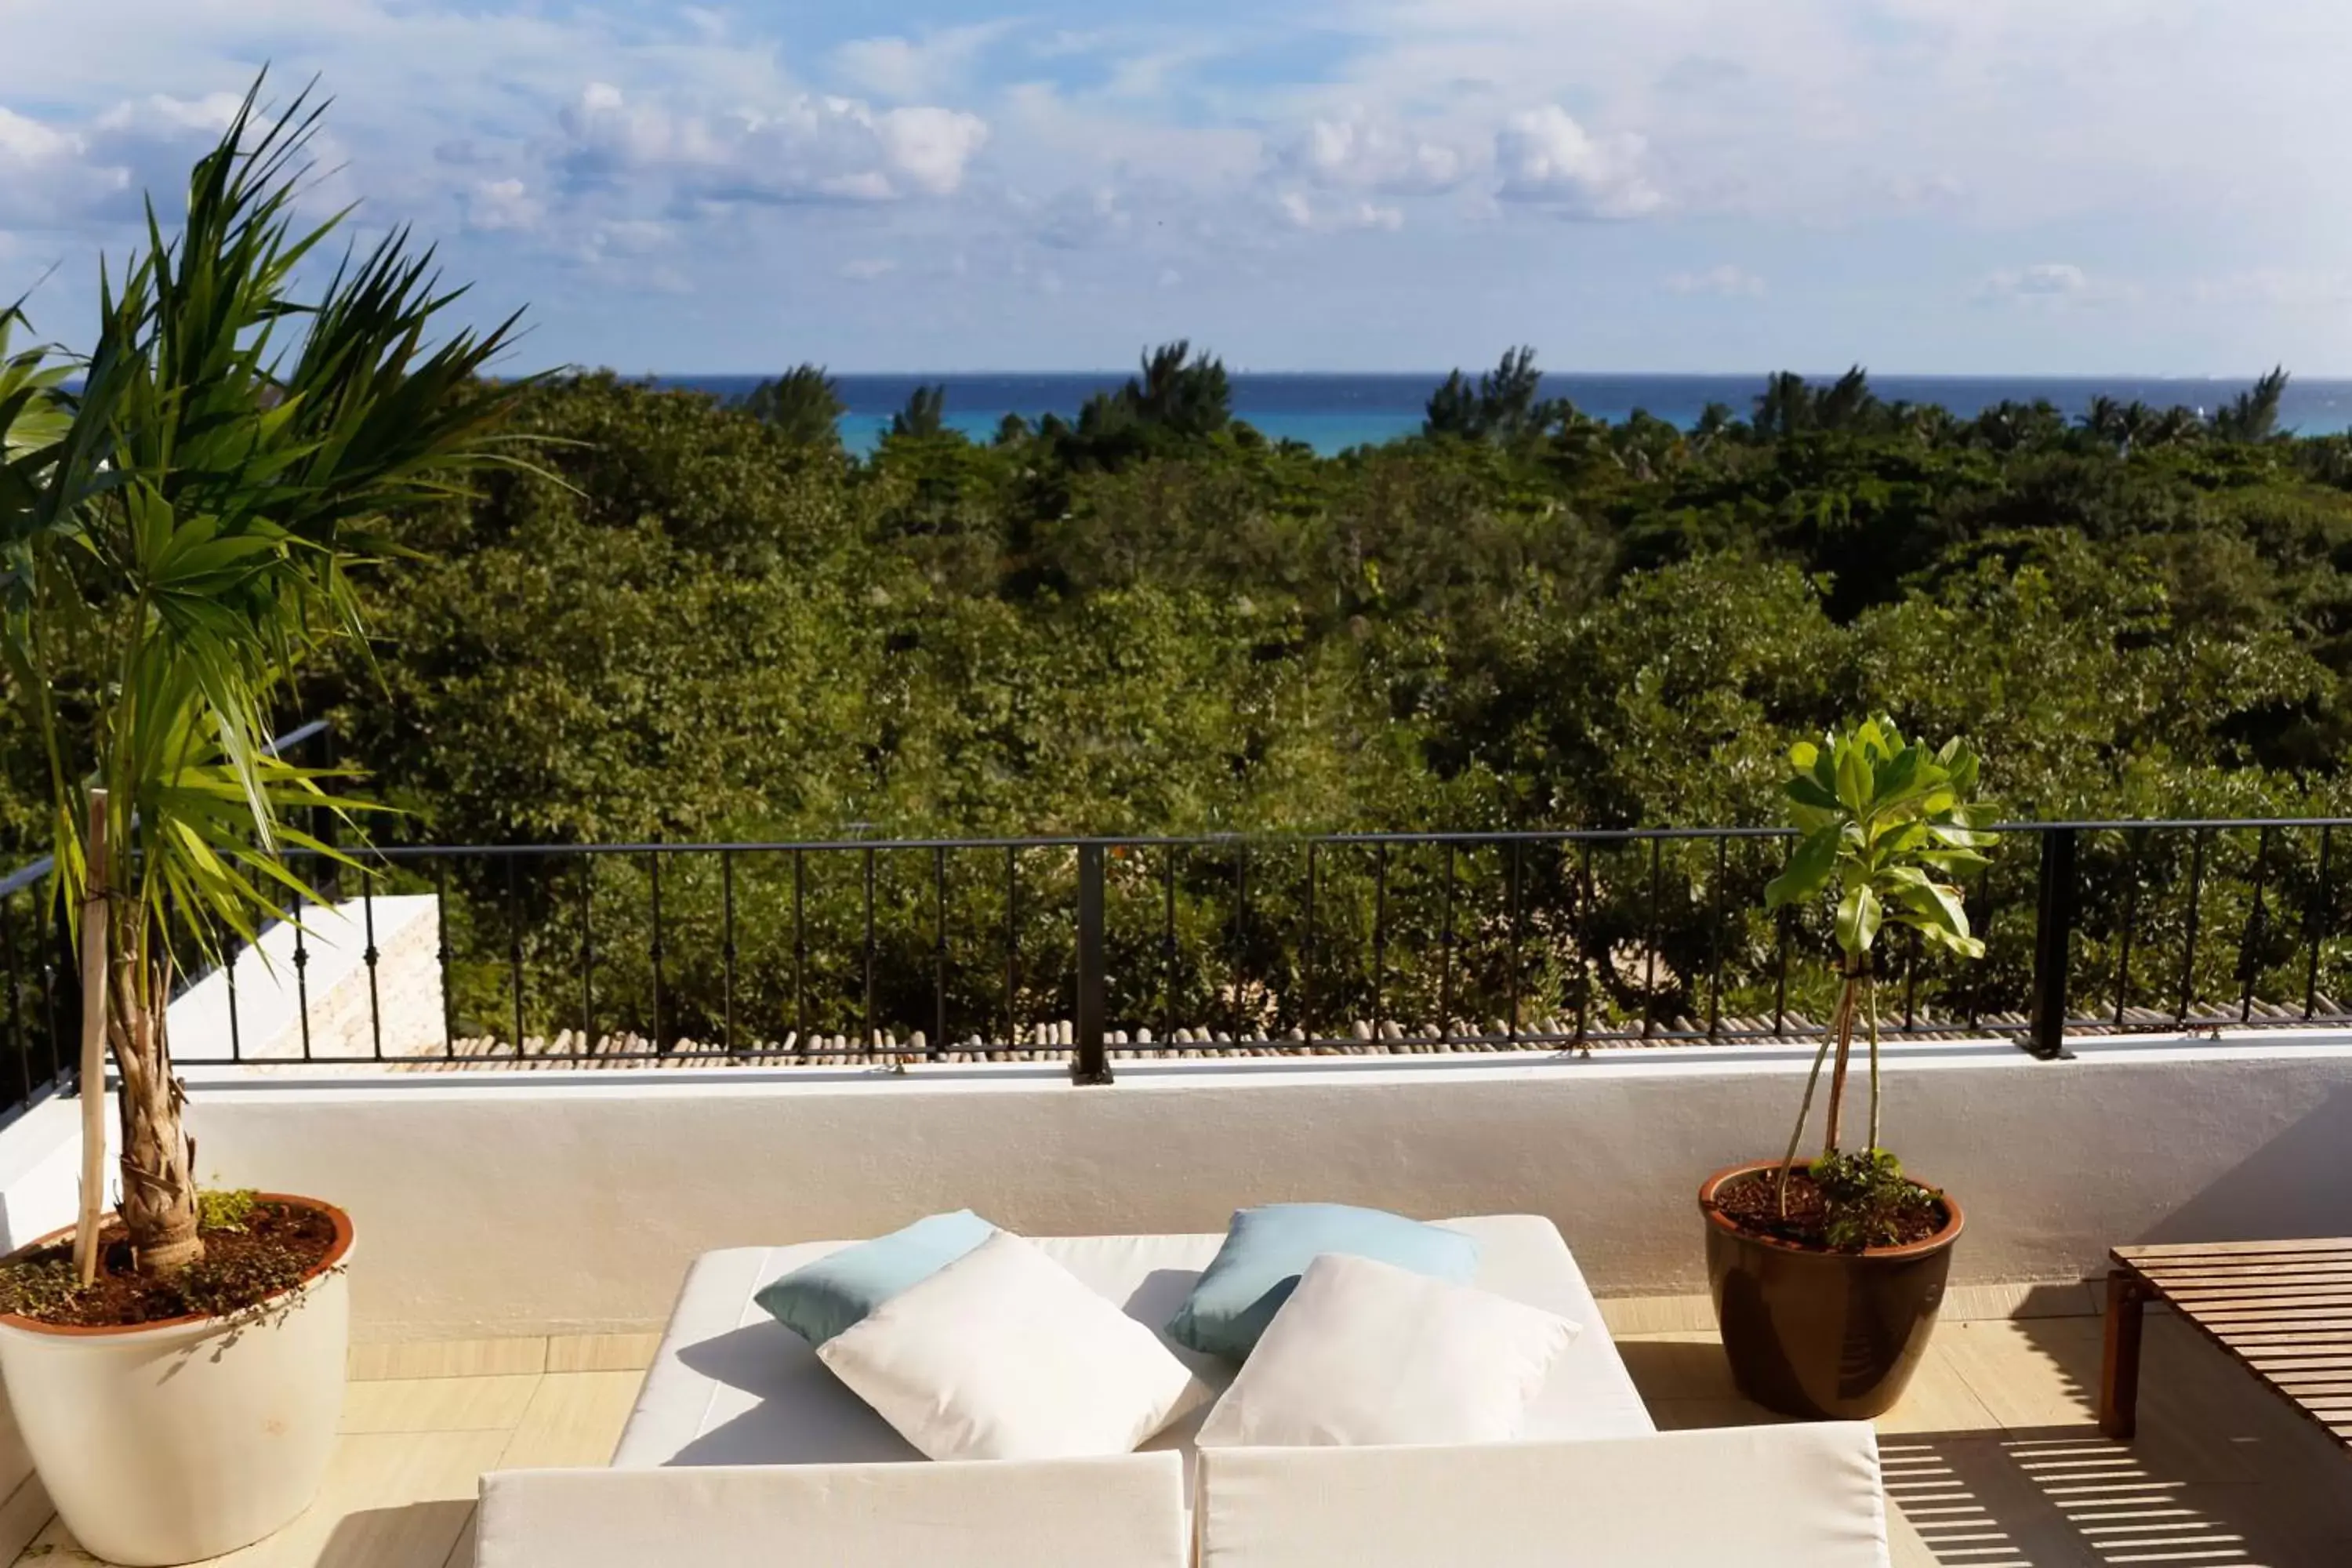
297 348 2352 851
10 347 2352 865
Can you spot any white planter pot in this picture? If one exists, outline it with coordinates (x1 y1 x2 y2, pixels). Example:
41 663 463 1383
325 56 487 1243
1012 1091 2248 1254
0 1197 353 1567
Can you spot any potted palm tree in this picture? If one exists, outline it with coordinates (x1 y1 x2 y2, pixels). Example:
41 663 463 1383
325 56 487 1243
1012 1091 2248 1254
1697 717 1995 1419
0 82 527 1566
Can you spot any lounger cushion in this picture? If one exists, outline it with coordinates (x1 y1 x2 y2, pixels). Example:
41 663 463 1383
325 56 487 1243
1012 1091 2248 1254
1194 1252 1577 1449
1195 1424 1891 1568
816 1232 1207 1461
477 1454 1189 1568
752 1209 994 1345
1165 1203 1482 1361
612 1215 1651 1472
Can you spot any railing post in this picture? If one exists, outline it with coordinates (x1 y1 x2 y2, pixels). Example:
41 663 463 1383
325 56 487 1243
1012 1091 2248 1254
1073 843 1112 1085
2027 826 2078 1059
310 724 339 904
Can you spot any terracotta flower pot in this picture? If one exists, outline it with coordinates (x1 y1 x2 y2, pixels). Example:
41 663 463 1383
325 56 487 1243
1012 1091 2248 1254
0 1195 354 1566
1697 1160 1962 1420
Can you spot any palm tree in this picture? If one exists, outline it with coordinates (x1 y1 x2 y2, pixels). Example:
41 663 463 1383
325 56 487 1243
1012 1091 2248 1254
1815 365 1878 432
890 383 947 438
0 79 532 1278
1752 371 1814 440
1125 341 1231 437
1421 347 1566 446
744 365 844 448
2212 366 2291 443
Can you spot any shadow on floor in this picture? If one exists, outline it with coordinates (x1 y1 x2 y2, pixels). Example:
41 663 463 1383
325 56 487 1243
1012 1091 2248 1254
1886 1316 2352 1568
315 1501 474 1568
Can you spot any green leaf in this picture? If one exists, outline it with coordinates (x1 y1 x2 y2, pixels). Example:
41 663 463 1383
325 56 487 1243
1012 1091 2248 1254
1785 774 1840 812
1766 825 1840 909
1836 881 1882 955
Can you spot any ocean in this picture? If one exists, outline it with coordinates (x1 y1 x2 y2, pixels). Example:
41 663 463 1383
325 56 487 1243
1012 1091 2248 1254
655 372 2352 457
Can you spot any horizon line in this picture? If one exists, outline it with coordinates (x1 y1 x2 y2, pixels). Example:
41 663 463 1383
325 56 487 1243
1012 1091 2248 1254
560 367 2341 383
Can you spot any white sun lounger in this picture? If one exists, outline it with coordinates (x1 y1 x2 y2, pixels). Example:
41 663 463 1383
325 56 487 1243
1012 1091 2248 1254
475 1214 1889 1567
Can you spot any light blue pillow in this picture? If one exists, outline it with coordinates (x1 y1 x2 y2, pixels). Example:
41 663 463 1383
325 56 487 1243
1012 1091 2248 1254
754 1210 996 1345
1166 1203 1481 1362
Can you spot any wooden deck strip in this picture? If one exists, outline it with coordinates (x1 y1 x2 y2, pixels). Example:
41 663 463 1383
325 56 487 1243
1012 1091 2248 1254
2111 1240 2352 1451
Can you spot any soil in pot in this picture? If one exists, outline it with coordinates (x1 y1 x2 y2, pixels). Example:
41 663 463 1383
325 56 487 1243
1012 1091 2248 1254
0 1195 337 1328
1711 1166 1951 1251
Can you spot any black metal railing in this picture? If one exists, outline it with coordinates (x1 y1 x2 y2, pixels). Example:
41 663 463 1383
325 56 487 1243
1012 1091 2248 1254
5 813 2351 1109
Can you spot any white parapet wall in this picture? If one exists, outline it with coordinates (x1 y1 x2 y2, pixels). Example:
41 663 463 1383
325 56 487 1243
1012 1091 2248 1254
96 1027 2352 1341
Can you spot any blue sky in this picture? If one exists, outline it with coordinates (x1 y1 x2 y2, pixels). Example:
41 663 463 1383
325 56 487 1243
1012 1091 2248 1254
5 1 2350 374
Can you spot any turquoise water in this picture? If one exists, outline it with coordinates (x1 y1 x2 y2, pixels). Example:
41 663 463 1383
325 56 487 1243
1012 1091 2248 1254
659 373 2352 458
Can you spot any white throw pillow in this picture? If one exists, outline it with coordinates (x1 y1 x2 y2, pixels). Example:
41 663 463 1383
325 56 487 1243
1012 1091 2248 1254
817 1229 1207 1461
1194 1251 1578 1449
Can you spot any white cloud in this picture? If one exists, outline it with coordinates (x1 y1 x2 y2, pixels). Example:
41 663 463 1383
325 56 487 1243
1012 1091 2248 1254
871 105 990 197
1971 261 2133 308
0 106 110 225
1664 263 1766 298
1983 262 2088 298
1290 111 1469 194
1274 191 1407 233
465 177 543 233
832 24 1011 103
1494 106 1662 218
0 91 340 231
556 83 988 205
1031 183 1130 249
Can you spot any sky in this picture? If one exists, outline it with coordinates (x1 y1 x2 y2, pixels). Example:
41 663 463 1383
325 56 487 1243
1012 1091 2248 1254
3 1 2350 376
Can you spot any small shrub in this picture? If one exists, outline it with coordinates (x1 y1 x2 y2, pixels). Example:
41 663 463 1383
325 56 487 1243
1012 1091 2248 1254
1810 1149 1939 1250
0 1256 87 1320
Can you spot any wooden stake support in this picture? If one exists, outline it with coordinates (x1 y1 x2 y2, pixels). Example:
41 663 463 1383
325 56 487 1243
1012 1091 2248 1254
71 789 108 1288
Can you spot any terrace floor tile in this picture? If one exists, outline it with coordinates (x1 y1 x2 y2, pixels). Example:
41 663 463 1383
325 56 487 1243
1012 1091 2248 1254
12 1298 2349 1568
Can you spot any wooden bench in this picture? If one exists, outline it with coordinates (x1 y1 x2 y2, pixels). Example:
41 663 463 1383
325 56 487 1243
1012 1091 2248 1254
2101 1239 2352 1447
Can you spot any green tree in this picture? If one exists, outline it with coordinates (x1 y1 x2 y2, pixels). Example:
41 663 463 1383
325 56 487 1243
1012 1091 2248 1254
745 365 844 448
1764 719 1994 1231
1753 366 1880 439
1422 346 1566 445
2213 367 2291 443
891 383 948 438
1125 341 1232 437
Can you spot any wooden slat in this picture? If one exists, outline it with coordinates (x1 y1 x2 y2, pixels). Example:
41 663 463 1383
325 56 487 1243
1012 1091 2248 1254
2115 1237 2352 1451
2175 1305 2352 1322
2158 1288 2352 1306
2145 1260 2352 1279
2183 1316 2352 1335
2161 1279 2352 1294
2173 1294 2352 1311
2119 1239 2352 1259
2131 1262 2352 1280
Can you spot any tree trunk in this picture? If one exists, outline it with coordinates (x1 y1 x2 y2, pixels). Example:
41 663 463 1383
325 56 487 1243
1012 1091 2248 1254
107 926 202 1276
1821 970 1860 1156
